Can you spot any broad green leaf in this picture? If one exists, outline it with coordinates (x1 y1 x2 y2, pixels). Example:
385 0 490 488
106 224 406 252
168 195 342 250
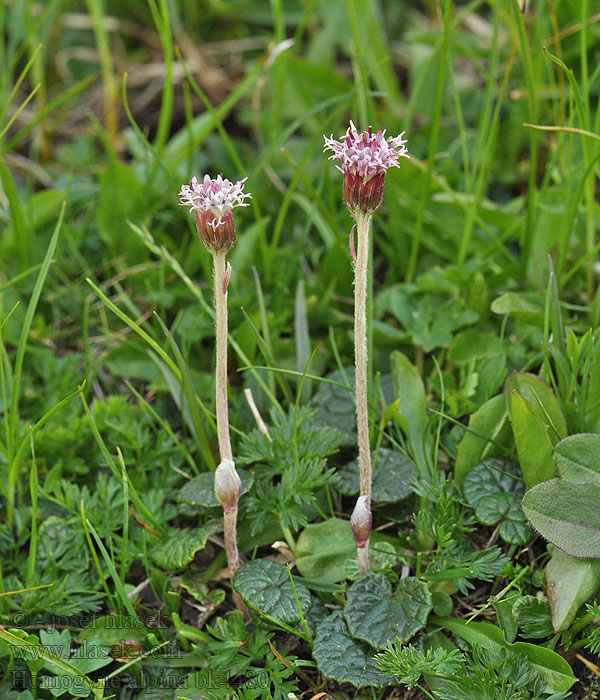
391 351 429 476
96 161 147 259
337 448 416 502
344 573 432 650
152 523 219 569
295 517 356 584
313 611 393 688
449 330 504 366
491 292 544 322
177 470 253 509
546 547 600 632
431 616 575 694
554 434 600 486
505 373 567 444
78 614 149 646
233 559 312 624
510 391 556 489
522 479 600 558
455 394 508 483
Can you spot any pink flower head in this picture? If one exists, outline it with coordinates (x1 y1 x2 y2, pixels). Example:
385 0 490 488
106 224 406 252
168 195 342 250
323 121 409 215
179 174 251 251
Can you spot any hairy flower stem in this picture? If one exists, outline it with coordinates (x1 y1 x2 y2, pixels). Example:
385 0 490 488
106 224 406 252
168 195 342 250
353 211 372 572
212 250 246 614
357 545 370 575
213 250 233 462
354 212 372 501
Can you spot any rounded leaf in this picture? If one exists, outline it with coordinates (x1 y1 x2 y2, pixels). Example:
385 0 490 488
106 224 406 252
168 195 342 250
313 611 393 688
344 573 432 649
233 559 312 624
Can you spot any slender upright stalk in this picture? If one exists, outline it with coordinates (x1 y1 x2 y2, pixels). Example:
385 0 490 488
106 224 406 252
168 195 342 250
354 211 372 501
212 250 233 461
324 121 409 577
179 174 251 615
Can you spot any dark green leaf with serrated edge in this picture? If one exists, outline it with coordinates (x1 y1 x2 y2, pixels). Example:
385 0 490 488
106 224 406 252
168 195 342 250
475 492 512 524
499 514 531 546
177 470 253 508
465 460 530 545
233 559 311 624
152 522 219 569
554 434 600 486
337 448 416 502
344 573 432 649
313 611 393 688
463 459 522 506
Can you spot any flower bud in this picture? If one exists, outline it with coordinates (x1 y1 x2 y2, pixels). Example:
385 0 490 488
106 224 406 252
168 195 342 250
214 458 242 513
350 495 372 548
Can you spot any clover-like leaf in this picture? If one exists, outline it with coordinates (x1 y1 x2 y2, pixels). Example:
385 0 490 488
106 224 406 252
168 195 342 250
337 448 416 502
152 522 219 569
177 470 253 509
233 559 312 624
313 611 393 688
344 573 432 650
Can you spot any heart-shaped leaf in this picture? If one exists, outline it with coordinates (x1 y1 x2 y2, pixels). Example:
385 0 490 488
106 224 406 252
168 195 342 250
463 460 530 545
521 479 600 558
313 611 393 688
337 448 416 502
344 573 432 649
233 559 312 624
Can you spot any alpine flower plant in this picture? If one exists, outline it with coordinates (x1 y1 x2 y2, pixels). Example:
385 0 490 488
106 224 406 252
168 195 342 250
324 121 409 573
179 173 251 612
